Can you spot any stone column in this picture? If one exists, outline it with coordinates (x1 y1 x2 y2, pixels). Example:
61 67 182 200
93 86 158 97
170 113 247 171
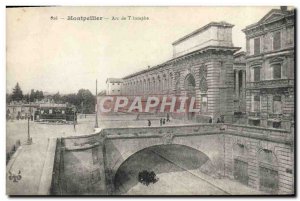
242 70 246 98
235 70 239 98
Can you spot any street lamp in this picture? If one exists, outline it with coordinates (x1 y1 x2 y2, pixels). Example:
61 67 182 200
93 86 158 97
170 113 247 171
27 103 32 145
95 79 99 128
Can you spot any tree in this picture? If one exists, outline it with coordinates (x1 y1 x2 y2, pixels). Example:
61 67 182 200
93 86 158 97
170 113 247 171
30 89 35 102
6 93 12 103
76 89 95 114
53 92 61 103
24 94 30 103
35 90 40 100
39 91 44 100
11 83 23 102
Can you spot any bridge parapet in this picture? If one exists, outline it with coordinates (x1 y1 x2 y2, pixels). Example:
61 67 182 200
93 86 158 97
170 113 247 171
102 124 223 138
223 124 292 144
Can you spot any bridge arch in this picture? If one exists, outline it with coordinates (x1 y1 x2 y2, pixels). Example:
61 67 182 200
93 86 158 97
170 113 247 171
103 134 225 194
112 144 216 194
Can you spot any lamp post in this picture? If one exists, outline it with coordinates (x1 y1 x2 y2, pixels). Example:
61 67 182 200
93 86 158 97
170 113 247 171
27 103 32 144
95 79 99 128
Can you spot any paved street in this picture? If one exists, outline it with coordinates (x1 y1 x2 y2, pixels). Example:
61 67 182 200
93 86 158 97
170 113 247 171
6 114 195 195
6 113 265 195
115 145 264 195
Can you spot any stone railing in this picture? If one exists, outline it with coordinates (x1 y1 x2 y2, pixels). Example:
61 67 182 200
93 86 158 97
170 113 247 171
224 124 292 144
102 124 223 138
247 79 294 89
268 113 283 119
61 122 293 151
248 112 261 117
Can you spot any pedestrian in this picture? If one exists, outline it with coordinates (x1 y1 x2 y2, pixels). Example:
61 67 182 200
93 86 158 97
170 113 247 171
209 117 212 123
160 118 162 126
217 118 220 123
166 113 170 122
163 118 166 125
73 121 76 132
148 119 151 127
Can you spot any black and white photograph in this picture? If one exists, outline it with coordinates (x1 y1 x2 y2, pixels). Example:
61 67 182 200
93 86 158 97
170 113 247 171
5 6 295 196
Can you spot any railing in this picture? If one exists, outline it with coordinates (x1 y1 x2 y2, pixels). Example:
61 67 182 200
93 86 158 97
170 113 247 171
224 124 292 144
61 122 293 150
248 112 261 117
247 79 294 89
268 113 283 119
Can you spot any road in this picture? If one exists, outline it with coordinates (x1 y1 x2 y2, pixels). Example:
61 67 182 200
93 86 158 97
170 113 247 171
114 145 264 195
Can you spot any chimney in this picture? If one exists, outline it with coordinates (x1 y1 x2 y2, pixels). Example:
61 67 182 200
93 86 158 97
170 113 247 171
280 6 287 12
148 65 150 69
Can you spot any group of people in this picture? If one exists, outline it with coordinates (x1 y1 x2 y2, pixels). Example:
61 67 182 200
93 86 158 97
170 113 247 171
147 113 170 127
208 117 225 123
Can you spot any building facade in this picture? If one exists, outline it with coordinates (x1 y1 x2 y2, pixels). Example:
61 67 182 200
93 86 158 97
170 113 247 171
122 22 241 122
242 7 295 130
106 78 123 95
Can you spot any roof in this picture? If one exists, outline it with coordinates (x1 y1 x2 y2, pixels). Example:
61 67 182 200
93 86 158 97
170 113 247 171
234 51 246 58
172 21 234 45
123 45 240 79
39 103 67 108
242 8 294 33
106 78 124 83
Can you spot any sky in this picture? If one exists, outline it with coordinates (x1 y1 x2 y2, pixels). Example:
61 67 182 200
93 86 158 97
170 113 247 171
6 6 280 94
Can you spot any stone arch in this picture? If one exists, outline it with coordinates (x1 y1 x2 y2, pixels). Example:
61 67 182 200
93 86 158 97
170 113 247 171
169 72 173 92
104 134 225 193
113 143 215 194
175 79 181 95
184 73 196 96
257 147 279 193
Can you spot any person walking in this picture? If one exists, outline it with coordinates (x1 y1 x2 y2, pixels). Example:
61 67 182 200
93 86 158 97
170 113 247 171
160 118 162 126
148 119 151 127
166 113 170 122
163 118 166 125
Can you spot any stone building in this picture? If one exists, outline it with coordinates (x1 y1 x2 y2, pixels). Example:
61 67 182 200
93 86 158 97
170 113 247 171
106 78 123 95
242 7 295 130
232 51 247 123
122 21 241 122
7 102 38 120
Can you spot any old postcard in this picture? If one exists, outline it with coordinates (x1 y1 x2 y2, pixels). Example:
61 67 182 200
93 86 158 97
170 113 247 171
6 6 295 196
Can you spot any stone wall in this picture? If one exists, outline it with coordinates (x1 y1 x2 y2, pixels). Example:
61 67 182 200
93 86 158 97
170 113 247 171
50 123 294 195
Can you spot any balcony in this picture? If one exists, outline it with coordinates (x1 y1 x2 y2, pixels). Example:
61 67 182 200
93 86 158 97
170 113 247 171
248 112 260 117
247 79 294 89
268 113 282 119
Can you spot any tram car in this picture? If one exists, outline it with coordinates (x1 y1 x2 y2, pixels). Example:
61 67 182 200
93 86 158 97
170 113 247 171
34 103 77 123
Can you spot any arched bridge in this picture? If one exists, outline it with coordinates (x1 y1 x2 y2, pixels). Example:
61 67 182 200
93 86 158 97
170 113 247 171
50 123 293 195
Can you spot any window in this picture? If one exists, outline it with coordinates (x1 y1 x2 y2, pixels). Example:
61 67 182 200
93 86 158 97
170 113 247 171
49 109 52 114
273 122 281 129
254 38 261 55
253 67 260 81
273 96 282 114
201 95 208 113
273 31 281 50
259 166 279 193
249 119 260 126
272 64 281 79
252 95 260 112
